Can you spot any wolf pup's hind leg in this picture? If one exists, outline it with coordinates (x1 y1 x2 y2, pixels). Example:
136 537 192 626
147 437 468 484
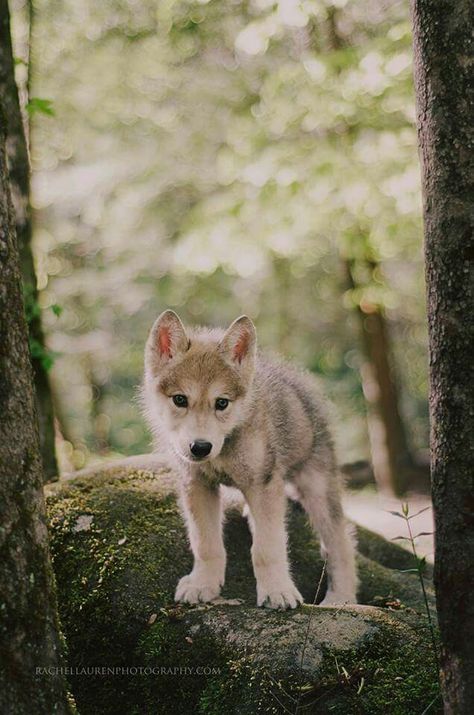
175 477 226 604
244 477 303 610
294 463 357 605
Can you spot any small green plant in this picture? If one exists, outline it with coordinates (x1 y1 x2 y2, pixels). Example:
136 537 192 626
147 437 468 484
25 97 55 116
23 283 41 324
290 561 328 714
22 283 62 372
390 503 439 677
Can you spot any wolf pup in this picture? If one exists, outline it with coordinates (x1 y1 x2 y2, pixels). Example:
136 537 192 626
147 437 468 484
143 310 357 609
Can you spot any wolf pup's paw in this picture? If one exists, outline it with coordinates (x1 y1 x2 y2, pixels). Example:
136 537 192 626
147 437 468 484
319 590 356 607
257 578 303 610
175 573 222 604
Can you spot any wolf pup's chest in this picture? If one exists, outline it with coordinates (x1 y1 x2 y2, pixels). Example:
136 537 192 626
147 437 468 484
199 462 235 488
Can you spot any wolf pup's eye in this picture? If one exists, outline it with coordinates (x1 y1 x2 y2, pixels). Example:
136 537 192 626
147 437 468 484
215 398 229 411
172 394 188 408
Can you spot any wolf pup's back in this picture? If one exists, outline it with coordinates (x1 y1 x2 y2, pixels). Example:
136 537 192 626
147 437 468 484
251 355 338 482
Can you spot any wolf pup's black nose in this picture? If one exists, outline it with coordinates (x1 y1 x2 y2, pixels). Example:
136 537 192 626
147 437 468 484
190 440 212 459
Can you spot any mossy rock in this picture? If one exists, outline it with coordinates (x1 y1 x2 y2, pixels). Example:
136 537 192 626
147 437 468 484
47 461 440 714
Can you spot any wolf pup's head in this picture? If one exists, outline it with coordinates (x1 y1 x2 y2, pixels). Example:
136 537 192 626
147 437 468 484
143 310 256 464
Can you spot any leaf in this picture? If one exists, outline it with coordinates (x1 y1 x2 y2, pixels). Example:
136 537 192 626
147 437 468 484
398 568 419 573
51 303 63 317
212 597 243 606
413 532 433 538
386 510 405 519
357 677 365 695
371 595 403 609
159 606 185 622
41 353 55 372
392 536 409 541
26 97 55 117
29 338 59 372
24 293 41 322
401 503 409 516
408 506 431 520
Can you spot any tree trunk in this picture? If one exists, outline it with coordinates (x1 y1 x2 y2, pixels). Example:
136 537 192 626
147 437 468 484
0 111 71 713
411 1 474 712
0 0 58 481
325 8 414 497
345 259 413 495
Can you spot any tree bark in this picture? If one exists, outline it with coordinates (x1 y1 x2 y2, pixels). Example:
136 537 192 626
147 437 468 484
0 111 71 712
345 258 413 496
0 0 58 481
411 1 474 712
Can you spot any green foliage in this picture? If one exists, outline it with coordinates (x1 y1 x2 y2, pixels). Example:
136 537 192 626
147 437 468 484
23 282 41 323
29 336 56 372
50 303 63 317
26 97 55 116
22 282 60 371
21 0 428 463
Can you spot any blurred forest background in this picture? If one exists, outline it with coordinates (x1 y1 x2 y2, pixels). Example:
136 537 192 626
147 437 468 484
10 0 428 491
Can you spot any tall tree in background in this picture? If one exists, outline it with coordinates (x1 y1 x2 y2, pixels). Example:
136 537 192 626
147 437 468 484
345 254 414 495
0 0 58 480
412 1 474 711
329 9 414 496
0 110 71 712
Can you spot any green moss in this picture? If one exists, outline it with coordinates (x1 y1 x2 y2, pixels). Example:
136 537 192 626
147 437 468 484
196 611 440 714
197 655 286 715
311 621 441 715
47 469 191 713
47 466 439 714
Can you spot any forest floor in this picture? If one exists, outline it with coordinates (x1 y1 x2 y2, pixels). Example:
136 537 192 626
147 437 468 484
343 487 434 561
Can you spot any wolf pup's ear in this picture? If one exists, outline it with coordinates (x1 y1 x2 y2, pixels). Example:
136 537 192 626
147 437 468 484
219 315 257 371
145 310 189 377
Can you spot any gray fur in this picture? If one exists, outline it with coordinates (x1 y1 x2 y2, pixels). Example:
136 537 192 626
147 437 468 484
142 311 358 608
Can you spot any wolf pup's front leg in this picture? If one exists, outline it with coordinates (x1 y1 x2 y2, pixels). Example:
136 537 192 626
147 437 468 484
175 476 226 604
244 478 303 610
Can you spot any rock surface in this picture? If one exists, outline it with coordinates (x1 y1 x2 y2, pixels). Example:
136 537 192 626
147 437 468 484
46 461 440 714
